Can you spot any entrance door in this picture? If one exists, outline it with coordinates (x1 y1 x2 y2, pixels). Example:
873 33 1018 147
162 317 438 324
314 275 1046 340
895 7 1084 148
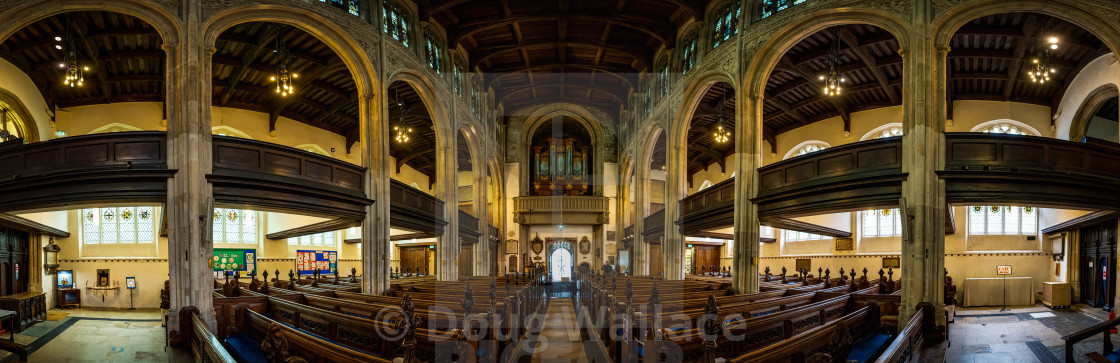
648 242 663 277
1079 219 1118 308
550 248 572 282
694 245 721 273
460 245 473 277
399 246 430 275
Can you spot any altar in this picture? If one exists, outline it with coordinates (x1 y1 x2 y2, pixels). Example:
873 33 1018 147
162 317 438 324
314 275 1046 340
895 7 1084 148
963 277 1034 307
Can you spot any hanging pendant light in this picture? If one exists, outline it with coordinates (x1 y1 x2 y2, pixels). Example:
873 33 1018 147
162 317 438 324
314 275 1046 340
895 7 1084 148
59 15 86 88
711 90 731 144
1028 36 1059 84
393 87 412 144
270 28 298 96
819 28 846 96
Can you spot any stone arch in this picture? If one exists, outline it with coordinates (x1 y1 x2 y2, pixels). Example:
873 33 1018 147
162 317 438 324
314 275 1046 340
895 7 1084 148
0 88 39 142
639 125 668 216
518 103 607 195
456 123 485 213
388 69 453 156
1069 84 1119 142
932 1 1120 59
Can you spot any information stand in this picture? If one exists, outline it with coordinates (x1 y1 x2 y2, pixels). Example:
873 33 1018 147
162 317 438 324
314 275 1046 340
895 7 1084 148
997 265 1013 311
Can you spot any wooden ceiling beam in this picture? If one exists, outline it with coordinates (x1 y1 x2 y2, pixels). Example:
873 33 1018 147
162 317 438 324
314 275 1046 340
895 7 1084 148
73 23 113 104
219 25 289 107
452 13 674 48
1002 15 1044 101
688 142 728 173
648 0 703 19
496 82 627 105
1051 44 1111 118
471 40 651 69
312 97 357 125
763 92 806 123
776 58 851 131
837 28 898 105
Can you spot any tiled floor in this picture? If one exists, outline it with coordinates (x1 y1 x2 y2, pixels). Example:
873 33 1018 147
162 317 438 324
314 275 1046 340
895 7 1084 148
948 304 1120 363
0 308 164 363
529 299 587 363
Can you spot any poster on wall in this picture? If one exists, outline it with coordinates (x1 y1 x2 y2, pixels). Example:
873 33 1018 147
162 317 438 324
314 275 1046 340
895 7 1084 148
297 250 338 274
213 249 257 274
58 270 74 289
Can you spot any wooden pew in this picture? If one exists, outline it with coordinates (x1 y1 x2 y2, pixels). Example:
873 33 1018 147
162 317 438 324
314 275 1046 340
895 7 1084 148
729 302 886 362
168 306 237 363
875 302 947 363
1062 316 1120 362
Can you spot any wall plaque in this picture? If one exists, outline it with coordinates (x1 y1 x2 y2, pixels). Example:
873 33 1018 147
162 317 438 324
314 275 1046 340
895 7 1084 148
795 258 811 272
505 239 518 254
834 237 854 251
882 257 900 269
579 236 591 255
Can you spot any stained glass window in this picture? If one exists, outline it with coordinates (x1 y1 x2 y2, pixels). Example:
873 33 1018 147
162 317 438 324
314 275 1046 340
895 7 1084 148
644 86 652 116
425 32 442 73
383 1 410 47
81 207 158 244
967 205 1037 235
760 0 807 19
681 35 698 73
711 0 741 49
288 231 338 247
783 229 826 242
319 0 360 17
658 63 669 99
453 63 464 96
862 209 901 237
212 208 259 244
471 85 479 114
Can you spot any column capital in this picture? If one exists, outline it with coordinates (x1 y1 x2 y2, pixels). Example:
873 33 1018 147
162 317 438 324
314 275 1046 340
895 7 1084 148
936 44 952 55
897 48 909 59
204 45 218 56
748 92 763 102
161 43 178 54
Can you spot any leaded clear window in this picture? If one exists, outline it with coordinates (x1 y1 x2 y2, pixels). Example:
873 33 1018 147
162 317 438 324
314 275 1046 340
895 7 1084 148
712 0 741 49
82 207 157 244
383 2 410 47
877 127 903 139
425 33 442 73
797 144 824 156
212 208 259 244
862 208 902 237
783 229 826 242
967 206 1037 235
983 123 1029 135
288 231 337 247
760 0 807 19
681 36 698 73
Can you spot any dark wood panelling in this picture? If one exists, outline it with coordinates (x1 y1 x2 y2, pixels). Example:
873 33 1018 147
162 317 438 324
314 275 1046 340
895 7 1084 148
208 136 371 219
941 133 1120 211
642 208 665 239
753 137 906 218
265 217 362 240
0 132 173 212
459 210 480 243
389 179 447 236
679 177 735 235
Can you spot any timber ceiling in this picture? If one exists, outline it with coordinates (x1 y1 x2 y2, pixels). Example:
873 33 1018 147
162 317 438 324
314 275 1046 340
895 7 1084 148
389 81 438 180
686 82 734 176
762 14 1109 148
426 0 708 118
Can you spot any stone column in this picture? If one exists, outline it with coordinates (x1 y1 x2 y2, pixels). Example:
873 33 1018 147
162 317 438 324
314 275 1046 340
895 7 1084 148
166 0 217 332
439 140 461 281
663 137 686 280
474 151 490 276
27 234 43 294
633 159 648 275
732 92 762 294
361 92 391 295
898 0 946 325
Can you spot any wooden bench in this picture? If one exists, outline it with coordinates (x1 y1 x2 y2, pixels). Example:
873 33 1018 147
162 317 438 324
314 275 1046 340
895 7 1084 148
875 302 948 363
1063 315 1120 362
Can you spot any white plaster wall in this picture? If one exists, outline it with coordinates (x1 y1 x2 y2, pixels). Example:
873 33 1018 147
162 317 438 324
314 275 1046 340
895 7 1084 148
1054 53 1120 140
0 57 52 141
687 154 736 194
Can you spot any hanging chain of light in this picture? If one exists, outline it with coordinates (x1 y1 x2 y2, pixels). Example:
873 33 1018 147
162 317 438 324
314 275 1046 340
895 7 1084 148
1028 36 1059 84
392 88 412 144
270 30 298 96
59 16 86 88
712 91 732 144
818 29 846 96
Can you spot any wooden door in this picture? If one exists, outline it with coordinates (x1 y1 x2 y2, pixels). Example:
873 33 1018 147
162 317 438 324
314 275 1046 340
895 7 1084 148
694 245 721 273
400 246 429 275
459 245 473 278
1080 219 1117 308
648 242 663 277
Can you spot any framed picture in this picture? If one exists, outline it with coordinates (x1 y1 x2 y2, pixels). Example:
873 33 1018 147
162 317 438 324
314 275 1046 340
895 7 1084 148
125 277 136 289
834 237 854 251
882 257 900 269
57 270 74 289
795 258 811 272
96 269 110 287
997 265 1013 275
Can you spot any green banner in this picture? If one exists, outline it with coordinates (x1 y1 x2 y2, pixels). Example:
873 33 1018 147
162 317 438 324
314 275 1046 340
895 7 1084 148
213 248 256 274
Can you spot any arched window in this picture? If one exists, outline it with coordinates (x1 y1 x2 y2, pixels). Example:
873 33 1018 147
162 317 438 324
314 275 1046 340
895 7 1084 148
861 123 903 140
784 140 830 159
971 119 1040 136
318 0 360 16
967 206 1037 236
382 1 410 47
88 123 143 134
212 208 260 244
452 60 465 97
643 84 652 116
862 208 901 237
711 0 741 49
1085 97 1118 142
0 103 26 141
760 0 807 19
288 231 338 247
82 206 158 244
424 31 443 73
657 62 669 99
471 79 481 114
211 126 253 139
698 180 713 190
680 34 698 73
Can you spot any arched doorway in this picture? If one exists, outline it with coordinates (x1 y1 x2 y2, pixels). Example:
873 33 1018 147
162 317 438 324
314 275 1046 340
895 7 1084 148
548 240 573 282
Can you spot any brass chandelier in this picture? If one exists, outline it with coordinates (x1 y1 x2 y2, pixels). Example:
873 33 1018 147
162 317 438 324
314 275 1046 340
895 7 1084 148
711 91 731 144
59 16 86 88
1028 36 1059 84
270 28 298 96
393 88 412 144
819 29 845 96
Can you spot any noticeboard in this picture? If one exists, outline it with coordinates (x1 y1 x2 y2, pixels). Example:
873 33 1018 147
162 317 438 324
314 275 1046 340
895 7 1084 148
297 250 338 274
213 249 257 274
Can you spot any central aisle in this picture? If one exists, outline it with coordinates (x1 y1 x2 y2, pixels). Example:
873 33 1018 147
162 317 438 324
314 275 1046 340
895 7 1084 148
530 298 587 362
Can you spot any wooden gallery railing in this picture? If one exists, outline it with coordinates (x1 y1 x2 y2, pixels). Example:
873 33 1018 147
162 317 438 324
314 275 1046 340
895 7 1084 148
753 137 905 217
678 177 735 235
941 133 1120 211
390 179 448 236
209 135 371 219
0 131 173 212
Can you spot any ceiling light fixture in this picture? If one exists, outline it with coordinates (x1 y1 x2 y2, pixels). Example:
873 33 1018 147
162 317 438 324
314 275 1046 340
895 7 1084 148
270 27 297 96
392 87 412 144
712 90 732 144
819 28 846 96
1029 35 1059 83
61 15 84 88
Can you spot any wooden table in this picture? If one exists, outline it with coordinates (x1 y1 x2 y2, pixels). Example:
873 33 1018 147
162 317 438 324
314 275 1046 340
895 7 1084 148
963 277 1033 307
0 292 46 332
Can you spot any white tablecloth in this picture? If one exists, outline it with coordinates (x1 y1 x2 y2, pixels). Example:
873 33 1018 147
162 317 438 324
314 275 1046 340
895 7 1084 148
963 277 1033 307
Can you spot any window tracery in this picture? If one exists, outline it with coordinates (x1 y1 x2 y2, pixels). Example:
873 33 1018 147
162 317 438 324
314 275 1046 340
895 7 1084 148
212 208 259 244
82 207 157 244
967 206 1037 236
288 231 337 247
382 1 410 47
681 34 698 73
712 0 741 49
760 0 807 19
424 32 442 73
862 208 901 237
